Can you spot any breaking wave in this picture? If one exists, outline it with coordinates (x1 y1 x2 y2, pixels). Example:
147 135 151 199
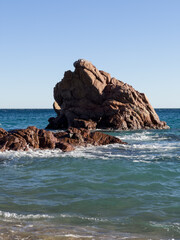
0 210 54 220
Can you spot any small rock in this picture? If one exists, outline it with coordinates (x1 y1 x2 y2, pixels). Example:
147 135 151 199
56 142 75 152
38 129 57 149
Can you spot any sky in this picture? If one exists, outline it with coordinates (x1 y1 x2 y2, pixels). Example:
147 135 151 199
0 0 179 108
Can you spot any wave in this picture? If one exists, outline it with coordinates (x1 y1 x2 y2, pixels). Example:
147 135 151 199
62 234 93 239
119 131 179 142
0 210 108 224
0 143 179 164
131 142 180 150
0 148 62 161
149 221 180 234
60 213 109 223
119 131 154 141
0 210 54 220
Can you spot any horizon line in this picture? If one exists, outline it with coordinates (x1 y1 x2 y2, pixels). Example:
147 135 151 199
0 107 179 110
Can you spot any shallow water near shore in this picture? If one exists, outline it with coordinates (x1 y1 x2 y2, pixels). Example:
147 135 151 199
0 109 180 239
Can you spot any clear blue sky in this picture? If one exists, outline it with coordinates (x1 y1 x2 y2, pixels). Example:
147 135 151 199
0 0 179 108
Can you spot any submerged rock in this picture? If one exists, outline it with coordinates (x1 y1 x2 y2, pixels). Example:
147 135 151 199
47 59 169 130
0 126 126 152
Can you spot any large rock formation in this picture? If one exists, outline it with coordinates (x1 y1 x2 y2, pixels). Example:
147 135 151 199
0 127 126 152
47 59 169 130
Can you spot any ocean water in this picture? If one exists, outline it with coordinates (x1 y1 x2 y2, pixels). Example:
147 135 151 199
0 109 179 240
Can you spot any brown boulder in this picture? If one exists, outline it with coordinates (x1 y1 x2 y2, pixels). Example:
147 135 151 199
48 59 169 130
38 129 57 149
89 131 126 146
10 126 40 148
56 142 75 152
0 134 28 151
0 128 8 139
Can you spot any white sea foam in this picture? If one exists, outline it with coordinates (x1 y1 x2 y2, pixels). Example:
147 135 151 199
131 141 180 151
118 131 172 143
0 148 63 161
60 213 108 223
149 221 180 233
0 211 107 224
133 160 151 163
63 234 93 238
0 210 54 220
0 145 109 161
119 132 153 141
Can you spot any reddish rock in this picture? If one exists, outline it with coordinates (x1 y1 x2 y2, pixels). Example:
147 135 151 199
56 142 75 152
0 133 28 151
10 126 40 149
48 59 169 130
38 129 57 149
55 127 126 147
0 128 8 138
0 126 126 152
89 131 126 146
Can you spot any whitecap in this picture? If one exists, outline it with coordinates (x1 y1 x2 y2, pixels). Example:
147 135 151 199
63 234 93 238
118 132 153 141
131 141 180 151
0 148 63 161
0 210 54 220
59 213 108 223
133 160 151 163
149 221 180 233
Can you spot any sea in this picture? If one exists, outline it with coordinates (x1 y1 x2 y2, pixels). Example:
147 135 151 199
0 109 179 240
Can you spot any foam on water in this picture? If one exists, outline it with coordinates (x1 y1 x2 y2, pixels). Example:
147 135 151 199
0 138 179 164
149 221 180 234
63 234 93 238
119 131 153 141
60 213 109 223
0 210 54 220
0 148 63 160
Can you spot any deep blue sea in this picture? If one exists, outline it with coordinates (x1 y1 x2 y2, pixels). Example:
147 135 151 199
0 109 179 240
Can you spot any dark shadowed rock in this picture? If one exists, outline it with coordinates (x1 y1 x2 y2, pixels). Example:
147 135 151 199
48 59 169 130
72 119 97 129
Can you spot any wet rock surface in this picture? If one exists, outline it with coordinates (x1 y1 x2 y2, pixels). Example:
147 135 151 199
47 59 169 130
0 127 126 152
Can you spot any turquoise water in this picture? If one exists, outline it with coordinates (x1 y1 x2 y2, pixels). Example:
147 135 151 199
0 109 180 239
